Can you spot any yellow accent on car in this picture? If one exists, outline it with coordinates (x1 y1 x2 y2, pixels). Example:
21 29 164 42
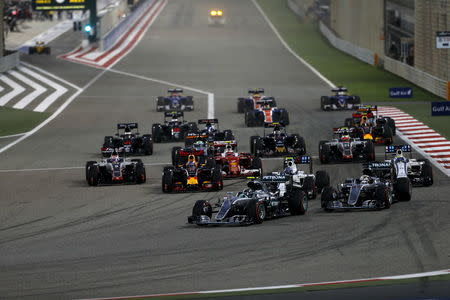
363 133 373 140
210 10 217 16
187 177 198 185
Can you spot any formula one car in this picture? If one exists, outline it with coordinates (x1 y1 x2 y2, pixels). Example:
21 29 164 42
270 156 330 199
320 86 360 111
162 155 223 193
156 88 194 112
86 152 146 186
245 98 289 127
184 119 235 150
208 9 225 25
237 88 277 113
250 123 306 158
319 130 375 164
171 143 209 166
28 41 50 55
320 175 393 211
187 175 307 226
101 123 153 157
151 111 197 143
213 144 262 178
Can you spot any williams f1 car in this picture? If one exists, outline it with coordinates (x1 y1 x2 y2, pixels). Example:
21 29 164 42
187 175 307 226
156 88 194 112
320 86 361 111
151 111 197 143
101 123 153 157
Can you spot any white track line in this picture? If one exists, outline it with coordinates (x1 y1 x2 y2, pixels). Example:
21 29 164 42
9 70 47 109
21 62 81 90
252 0 335 88
0 132 27 139
0 75 25 106
19 66 68 112
208 93 214 119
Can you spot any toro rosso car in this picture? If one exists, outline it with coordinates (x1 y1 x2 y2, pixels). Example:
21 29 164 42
214 145 262 178
162 155 223 193
237 88 277 113
156 89 194 112
151 111 197 143
101 123 153 157
319 130 375 164
86 152 146 186
321 175 393 211
270 156 330 199
250 123 306 159
245 98 289 127
187 175 307 226
320 86 361 111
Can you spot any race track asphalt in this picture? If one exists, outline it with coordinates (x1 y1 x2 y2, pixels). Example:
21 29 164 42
0 0 449 299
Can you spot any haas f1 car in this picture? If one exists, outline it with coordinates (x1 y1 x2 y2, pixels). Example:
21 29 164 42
237 88 277 113
250 123 306 159
319 130 375 163
86 153 146 186
320 86 361 111
151 111 197 143
101 123 153 157
156 88 194 111
187 175 308 226
214 145 262 178
245 98 289 127
162 155 223 193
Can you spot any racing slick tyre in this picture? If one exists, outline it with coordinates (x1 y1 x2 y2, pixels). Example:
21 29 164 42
185 96 194 110
315 170 330 192
162 167 174 193
382 124 393 145
321 186 335 211
376 185 391 209
152 124 162 143
302 177 316 199
365 141 376 161
29 47 35 55
247 200 265 224
250 157 263 176
344 118 355 128
132 159 146 184
250 136 260 155
351 95 361 105
288 188 307 215
142 134 153 155
171 146 182 166
292 134 306 155
156 97 165 112
244 111 256 127
212 167 223 190
320 96 330 111
395 177 412 201
192 200 213 219
281 110 290 125
418 159 433 186
386 117 396 136
87 163 100 186
254 138 264 157
319 141 330 164
85 161 97 183
237 98 246 113
205 158 216 169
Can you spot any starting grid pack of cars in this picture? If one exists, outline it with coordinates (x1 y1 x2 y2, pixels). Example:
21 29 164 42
85 87 434 226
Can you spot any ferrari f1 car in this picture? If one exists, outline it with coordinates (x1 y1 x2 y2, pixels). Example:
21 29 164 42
319 130 375 163
320 86 360 111
187 175 307 226
86 153 146 186
237 88 277 113
162 155 223 193
29 41 50 55
208 9 225 25
320 175 393 211
156 89 194 112
151 111 197 143
213 145 262 178
245 98 289 127
270 156 330 199
250 123 306 158
101 123 153 157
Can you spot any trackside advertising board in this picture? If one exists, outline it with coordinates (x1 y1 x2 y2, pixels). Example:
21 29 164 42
32 0 89 10
389 87 413 98
431 102 450 116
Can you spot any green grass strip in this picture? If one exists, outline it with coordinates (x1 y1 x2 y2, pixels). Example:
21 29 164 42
0 107 49 136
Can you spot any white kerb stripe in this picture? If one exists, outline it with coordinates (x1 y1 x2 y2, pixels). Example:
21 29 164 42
19 66 68 112
415 141 450 147
402 129 436 134
10 70 46 109
0 75 26 105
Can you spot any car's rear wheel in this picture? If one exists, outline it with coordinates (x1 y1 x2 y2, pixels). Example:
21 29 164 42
288 188 307 215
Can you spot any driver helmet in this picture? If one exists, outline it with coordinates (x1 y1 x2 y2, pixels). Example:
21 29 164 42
253 94 261 101
124 126 132 136
110 150 120 161
206 123 215 133
395 149 404 158
360 175 371 184
284 160 297 174
193 140 205 148
225 144 233 153
340 132 350 141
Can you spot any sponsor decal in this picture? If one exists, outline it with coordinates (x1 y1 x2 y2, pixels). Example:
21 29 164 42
431 101 450 116
389 87 413 98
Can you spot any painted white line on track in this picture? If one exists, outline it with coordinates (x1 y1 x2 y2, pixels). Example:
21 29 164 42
21 62 82 90
9 70 46 109
76 269 450 300
0 132 27 139
252 0 335 88
0 162 169 173
0 74 26 105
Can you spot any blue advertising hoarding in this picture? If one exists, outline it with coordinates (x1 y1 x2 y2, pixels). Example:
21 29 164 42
389 87 413 98
431 102 450 116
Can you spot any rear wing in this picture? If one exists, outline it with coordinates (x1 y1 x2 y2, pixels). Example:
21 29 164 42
248 88 264 94
198 119 219 124
331 87 347 93
164 111 184 118
385 145 412 159
333 126 350 134
117 123 138 130
168 88 183 93
286 156 312 173
264 122 285 128
256 99 274 105
362 162 392 178
261 174 289 183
